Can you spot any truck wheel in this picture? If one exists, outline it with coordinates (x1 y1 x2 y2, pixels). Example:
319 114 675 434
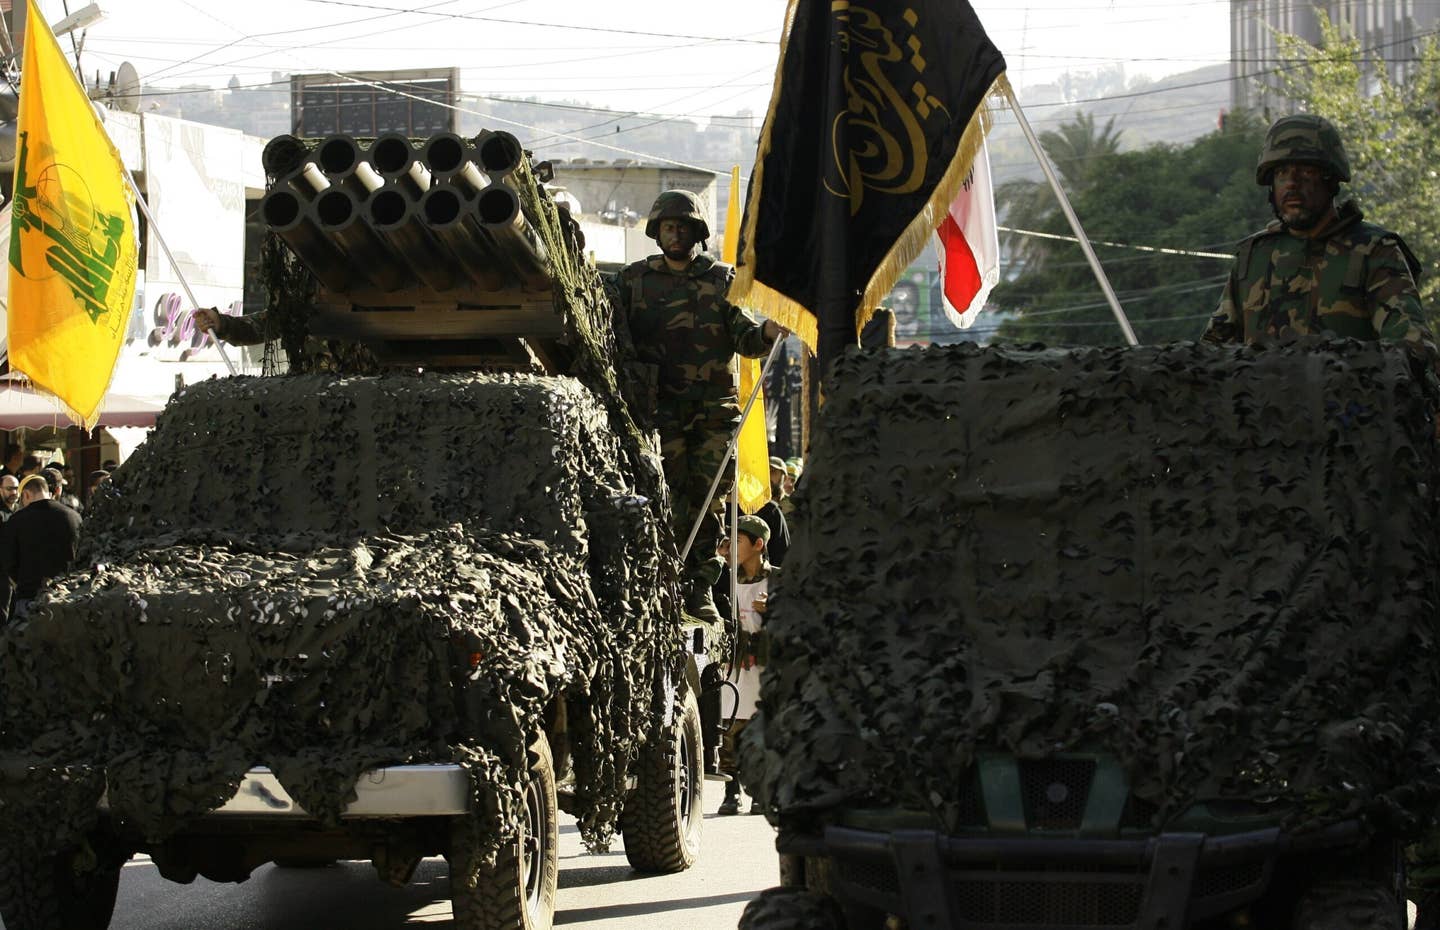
0 845 122 930
450 737 559 930
1292 879 1405 930
739 887 845 930
620 685 703 873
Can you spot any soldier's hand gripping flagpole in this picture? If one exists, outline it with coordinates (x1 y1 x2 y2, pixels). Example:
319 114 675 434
123 173 238 376
680 335 786 564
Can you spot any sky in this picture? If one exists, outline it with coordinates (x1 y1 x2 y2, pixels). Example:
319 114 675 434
31 0 1232 154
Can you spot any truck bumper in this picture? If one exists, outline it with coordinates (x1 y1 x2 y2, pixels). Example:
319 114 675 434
778 819 1367 929
100 765 472 819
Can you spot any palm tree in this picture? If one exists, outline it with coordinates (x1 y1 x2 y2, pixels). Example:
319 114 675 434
996 112 1122 268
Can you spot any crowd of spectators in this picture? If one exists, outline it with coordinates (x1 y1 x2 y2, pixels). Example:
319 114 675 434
0 445 107 620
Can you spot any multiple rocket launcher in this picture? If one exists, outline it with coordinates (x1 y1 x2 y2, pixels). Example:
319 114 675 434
260 130 551 295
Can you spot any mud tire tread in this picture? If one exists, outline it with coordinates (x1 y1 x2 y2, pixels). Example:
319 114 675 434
738 886 845 930
0 844 120 930
620 686 703 873
450 738 558 930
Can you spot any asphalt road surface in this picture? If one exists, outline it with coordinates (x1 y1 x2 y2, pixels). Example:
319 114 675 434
90 781 777 930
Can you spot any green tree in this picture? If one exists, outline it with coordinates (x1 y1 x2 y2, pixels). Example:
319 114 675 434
996 113 1122 271
987 111 1272 345
1271 14 1440 312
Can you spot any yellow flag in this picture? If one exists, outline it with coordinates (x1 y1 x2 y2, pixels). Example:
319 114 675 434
724 165 771 514
8 0 138 429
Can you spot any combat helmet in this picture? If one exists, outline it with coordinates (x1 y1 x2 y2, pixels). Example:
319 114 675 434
645 189 711 241
1256 114 1351 185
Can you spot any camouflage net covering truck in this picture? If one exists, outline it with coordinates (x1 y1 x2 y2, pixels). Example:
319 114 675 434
0 130 709 930
739 340 1440 930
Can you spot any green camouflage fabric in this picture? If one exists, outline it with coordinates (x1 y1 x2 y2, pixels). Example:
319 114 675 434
610 254 774 405
1255 113 1351 184
1203 201 1433 352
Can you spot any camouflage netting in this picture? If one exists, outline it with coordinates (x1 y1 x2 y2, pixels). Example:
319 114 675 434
743 338 1440 837
0 372 673 862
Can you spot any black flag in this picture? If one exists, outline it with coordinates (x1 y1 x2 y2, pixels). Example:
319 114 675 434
730 0 1007 369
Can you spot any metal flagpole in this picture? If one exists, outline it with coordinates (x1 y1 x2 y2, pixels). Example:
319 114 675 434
728 483 739 627
1003 82 1139 348
680 335 786 564
120 170 238 376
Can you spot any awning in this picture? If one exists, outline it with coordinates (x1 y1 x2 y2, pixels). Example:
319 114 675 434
0 382 164 430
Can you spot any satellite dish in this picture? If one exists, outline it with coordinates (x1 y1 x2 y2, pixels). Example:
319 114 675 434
113 61 141 114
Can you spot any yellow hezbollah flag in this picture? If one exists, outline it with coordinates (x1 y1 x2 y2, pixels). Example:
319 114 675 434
724 165 771 514
8 0 138 429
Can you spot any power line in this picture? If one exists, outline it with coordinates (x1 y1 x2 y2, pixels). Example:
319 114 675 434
293 0 779 45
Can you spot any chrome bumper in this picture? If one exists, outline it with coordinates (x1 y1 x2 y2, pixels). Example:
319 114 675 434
100 765 472 819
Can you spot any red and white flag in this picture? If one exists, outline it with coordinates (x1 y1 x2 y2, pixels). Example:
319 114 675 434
935 139 1000 330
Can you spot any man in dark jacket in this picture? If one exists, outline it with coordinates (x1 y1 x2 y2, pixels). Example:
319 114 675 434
0 474 82 618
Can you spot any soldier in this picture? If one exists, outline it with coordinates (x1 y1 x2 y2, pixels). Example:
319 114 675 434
610 190 784 623
1207 114 1440 925
1202 113 1433 351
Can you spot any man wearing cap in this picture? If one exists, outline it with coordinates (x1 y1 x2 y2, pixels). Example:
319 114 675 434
610 190 785 624
714 513 775 815
0 474 82 619
1203 114 1433 351
756 456 791 567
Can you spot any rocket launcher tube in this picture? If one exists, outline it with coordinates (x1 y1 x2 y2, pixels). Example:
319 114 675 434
477 184 549 283
420 185 507 291
476 131 523 178
423 133 471 181
262 188 351 292
317 134 363 176
366 186 462 292
313 188 410 292
371 132 432 197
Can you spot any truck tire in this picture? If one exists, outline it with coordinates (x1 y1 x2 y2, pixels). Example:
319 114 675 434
620 685 704 873
1292 879 1405 930
738 887 845 930
0 844 122 930
450 737 559 930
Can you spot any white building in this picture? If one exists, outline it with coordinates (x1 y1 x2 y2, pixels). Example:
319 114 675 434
1231 0 1440 111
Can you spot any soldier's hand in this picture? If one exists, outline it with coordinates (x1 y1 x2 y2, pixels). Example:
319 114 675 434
192 307 222 335
763 319 790 342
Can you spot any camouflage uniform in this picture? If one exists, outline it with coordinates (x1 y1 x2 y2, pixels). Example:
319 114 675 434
1203 112 1434 354
611 251 774 581
211 310 381 375
1202 199 1432 350
1208 115 1440 914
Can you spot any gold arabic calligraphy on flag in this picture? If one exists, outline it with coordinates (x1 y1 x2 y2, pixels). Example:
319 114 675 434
826 3 951 216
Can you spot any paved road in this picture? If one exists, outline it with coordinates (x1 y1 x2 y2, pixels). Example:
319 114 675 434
96 782 776 930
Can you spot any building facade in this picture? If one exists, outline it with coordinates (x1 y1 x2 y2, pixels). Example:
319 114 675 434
1231 0 1439 110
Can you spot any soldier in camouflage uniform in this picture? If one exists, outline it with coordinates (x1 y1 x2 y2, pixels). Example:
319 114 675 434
1202 114 1433 352
1207 114 1440 926
610 190 783 623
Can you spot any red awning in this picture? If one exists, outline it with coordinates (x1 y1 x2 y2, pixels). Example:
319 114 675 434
0 382 164 429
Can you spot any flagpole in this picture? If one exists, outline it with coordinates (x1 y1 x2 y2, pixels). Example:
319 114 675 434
680 336 786 564
1002 83 1139 347
121 172 238 376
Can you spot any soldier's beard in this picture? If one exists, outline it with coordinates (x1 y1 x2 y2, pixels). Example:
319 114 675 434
1271 185 1335 233
661 240 699 262
1279 202 1328 232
